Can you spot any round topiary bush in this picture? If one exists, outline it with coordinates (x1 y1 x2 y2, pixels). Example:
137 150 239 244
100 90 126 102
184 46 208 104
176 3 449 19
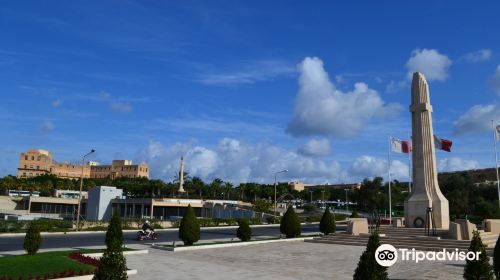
280 205 301 238
350 210 360 218
24 221 42 255
179 204 200 246
319 205 336 235
236 219 252 242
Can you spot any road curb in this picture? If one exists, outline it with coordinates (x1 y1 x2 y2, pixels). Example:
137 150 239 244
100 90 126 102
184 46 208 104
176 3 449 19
151 237 315 252
83 249 149 258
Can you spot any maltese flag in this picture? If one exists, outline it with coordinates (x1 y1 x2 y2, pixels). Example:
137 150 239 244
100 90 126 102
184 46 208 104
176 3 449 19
434 135 452 152
391 138 412 153
495 125 500 141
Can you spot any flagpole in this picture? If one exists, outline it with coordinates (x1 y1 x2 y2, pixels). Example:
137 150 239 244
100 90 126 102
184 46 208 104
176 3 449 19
492 120 500 208
408 132 412 194
388 136 392 225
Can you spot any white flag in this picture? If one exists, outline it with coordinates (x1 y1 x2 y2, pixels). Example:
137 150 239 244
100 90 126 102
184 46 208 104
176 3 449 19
391 138 411 153
496 125 500 141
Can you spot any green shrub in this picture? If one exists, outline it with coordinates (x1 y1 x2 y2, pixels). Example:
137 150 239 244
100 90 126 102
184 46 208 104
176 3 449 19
302 204 316 213
94 212 128 280
23 222 42 255
236 219 252 242
464 230 494 279
335 214 348 221
350 210 360 218
319 205 336 235
305 216 321 223
353 232 388 280
494 234 500 278
280 206 301 238
179 204 200 246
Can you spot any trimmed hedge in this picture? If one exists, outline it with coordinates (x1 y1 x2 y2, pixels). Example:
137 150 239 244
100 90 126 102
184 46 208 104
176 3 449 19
319 205 336 235
0 219 72 233
280 206 301 238
24 222 42 255
236 219 252 242
179 205 200 246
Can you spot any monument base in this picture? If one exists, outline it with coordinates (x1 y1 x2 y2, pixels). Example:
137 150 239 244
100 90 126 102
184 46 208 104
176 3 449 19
404 194 449 230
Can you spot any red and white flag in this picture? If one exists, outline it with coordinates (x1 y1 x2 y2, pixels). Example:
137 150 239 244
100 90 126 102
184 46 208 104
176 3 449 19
391 138 412 153
434 135 452 152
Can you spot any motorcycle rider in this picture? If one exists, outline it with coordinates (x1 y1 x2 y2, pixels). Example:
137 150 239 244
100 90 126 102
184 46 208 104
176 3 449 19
142 220 154 238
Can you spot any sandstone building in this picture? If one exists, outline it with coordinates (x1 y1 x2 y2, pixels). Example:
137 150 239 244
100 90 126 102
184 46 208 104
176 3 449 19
18 149 149 180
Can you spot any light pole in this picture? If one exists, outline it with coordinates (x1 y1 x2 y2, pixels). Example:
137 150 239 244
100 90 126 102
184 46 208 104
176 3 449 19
274 169 288 219
321 190 325 208
310 190 314 204
344 189 349 213
76 149 95 231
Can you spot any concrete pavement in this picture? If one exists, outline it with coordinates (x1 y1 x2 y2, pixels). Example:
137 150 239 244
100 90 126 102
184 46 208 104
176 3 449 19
126 242 466 280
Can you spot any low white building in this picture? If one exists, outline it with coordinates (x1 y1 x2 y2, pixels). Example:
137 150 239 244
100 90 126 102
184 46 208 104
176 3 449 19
86 186 123 221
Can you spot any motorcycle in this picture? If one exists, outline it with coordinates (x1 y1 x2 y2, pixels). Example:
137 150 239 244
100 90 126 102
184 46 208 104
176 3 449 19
137 229 159 241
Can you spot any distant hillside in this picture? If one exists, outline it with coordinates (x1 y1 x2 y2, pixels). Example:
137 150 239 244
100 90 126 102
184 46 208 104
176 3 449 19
438 168 497 184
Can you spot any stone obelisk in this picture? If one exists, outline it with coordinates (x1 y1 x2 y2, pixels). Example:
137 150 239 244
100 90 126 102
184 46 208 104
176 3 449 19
404 72 449 229
178 157 185 193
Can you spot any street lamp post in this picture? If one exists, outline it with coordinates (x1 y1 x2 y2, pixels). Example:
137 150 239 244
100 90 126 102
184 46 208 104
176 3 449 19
76 149 95 231
344 189 349 213
310 191 314 204
274 169 288 220
321 190 325 208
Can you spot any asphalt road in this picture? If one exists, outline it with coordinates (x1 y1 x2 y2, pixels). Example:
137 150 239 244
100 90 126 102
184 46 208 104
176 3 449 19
0 224 341 253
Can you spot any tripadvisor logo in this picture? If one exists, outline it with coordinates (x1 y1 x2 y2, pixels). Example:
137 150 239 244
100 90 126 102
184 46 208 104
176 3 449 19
375 244 482 267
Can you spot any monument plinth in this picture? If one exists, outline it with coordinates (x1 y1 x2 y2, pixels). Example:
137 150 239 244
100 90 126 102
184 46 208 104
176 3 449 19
404 72 449 229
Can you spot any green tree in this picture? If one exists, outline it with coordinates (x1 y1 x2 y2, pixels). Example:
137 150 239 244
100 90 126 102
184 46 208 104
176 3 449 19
94 212 127 280
494 234 500 278
253 199 272 214
353 232 388 280
23 222 42 255
464 230 494 280
236 219 252 242
280 206 301 238
350 210 360 218
179 204 200 246
319 205 336 235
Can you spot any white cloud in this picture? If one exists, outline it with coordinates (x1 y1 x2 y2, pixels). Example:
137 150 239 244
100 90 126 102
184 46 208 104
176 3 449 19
386 80 408 94
40 120 54 133
95 91 133 113
406 49 452 81
51 99 62 107
198 60 295 86
110 101 133 113
349 155 409 181
463 49 492 63
453 103 500 135
438 157 480 172
298 138 331 157
141 138 415 184
490 65 500 95
142 138 349 184
287 57 402 138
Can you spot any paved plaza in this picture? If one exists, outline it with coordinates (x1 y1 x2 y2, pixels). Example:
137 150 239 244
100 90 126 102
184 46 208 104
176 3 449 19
126 241 466 280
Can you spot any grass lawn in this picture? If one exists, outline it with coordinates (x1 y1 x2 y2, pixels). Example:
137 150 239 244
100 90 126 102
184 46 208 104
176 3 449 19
0 250 96 279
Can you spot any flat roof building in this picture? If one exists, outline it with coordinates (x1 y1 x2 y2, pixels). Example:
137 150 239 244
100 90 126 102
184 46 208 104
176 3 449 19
17 149 149 180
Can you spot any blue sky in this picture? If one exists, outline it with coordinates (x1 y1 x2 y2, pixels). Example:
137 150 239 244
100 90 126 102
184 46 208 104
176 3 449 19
1 1 500 184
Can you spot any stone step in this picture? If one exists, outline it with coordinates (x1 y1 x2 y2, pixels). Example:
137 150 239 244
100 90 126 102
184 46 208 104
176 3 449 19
307 238 495 256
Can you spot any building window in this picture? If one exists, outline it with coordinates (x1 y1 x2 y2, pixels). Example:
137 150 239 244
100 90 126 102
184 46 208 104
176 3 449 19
31 156 34 160
36 166 39 170
24 155 28 160
37 156 41 161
